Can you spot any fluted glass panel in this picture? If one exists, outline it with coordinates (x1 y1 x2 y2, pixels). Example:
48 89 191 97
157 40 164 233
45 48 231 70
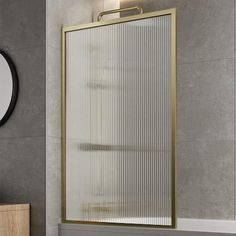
66 14 173 226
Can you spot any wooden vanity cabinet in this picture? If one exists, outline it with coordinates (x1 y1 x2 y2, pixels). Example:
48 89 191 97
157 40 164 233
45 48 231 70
0 204 30 236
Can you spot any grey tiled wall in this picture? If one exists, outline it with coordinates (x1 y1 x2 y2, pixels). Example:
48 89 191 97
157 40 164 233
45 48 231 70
0 0 46 235
121 0 236 220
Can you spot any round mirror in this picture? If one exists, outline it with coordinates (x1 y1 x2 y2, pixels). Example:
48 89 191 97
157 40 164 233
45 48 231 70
0 50 18 126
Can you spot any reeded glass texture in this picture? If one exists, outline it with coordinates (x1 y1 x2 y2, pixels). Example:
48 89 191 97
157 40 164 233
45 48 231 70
66 15 173 226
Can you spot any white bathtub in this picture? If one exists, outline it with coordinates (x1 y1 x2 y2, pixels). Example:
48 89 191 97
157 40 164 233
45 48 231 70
59 218 236 236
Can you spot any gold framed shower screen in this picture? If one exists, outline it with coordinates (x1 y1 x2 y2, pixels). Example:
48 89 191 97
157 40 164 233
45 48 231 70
62 8 176 228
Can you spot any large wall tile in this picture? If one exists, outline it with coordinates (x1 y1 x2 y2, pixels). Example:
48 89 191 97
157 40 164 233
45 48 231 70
120 0 185 64
94 0 120 21
183 0 234 63
177 140 234 219
234 0 236 219
0 137 46 226
46 137 61 227
121 0 235 63
0 0 46 50
31 226 46 236
47 47 60 79
235 0 236 49
178 59 234 141
47 47 61 137
121 0 184 13
47 0 97 49
46 226 59 236
0 47 46 138
104 0 120 12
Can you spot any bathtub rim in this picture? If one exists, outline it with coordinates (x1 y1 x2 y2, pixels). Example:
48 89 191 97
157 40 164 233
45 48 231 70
59 218 236 234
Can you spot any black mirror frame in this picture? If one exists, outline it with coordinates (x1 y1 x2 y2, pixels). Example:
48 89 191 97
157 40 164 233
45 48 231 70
0 50 19 127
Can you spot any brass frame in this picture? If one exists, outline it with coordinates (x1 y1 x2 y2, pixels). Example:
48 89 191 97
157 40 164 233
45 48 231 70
61 8 177 228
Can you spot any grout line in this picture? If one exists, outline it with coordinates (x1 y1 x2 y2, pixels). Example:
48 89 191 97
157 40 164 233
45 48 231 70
177 140 235 143
47 134 61 138
178 57 234 66
234 0 236 221
46 0 49 226
47 136 61 141
0 44 46 53
0 135 45 140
